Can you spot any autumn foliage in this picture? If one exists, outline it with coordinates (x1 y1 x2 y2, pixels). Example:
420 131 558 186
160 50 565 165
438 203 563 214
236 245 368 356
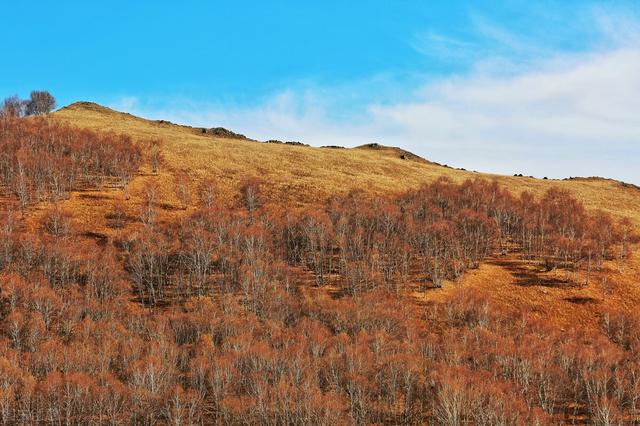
0 115 638 425
0 116 142 211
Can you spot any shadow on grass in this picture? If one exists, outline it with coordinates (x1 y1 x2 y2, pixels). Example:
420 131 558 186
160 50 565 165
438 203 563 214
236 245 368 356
564 296 600 305
489 257 580 288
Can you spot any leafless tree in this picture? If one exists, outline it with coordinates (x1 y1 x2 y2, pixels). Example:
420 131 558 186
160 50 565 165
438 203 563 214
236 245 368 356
146 139 164 174
1 96 25 118
198 178 216 208
25 91 56 115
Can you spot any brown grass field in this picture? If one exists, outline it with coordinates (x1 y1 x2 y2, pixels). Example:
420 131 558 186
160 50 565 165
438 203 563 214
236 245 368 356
51 101 640 330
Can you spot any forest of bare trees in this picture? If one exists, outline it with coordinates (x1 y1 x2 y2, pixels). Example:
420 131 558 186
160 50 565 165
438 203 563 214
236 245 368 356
149 178 631 302
0 115 141 211
0 110 639 424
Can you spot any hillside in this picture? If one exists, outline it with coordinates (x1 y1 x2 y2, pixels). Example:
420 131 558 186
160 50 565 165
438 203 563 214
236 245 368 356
54 102 640 220
51 101 640 329
1 102 639 424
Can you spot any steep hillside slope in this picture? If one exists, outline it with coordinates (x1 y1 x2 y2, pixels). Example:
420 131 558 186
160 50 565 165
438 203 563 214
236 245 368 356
3 102 639 424
51 102 640 331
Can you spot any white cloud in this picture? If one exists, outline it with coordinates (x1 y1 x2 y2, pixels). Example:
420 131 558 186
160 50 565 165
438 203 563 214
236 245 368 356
110 10 640 184
114 96 140 112
371 48 640 181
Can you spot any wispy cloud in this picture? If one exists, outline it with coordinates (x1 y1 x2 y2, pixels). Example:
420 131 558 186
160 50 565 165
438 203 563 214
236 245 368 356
372 48 640 177
410 31 479 64
592 5 640 48
110 7 640 184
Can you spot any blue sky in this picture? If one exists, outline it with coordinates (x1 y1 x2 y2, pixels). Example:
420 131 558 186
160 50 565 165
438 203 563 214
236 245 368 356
2 1 639 183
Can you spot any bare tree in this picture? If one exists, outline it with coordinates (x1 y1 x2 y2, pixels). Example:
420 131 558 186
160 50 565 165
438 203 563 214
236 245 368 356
1 96 25 118
198 178 216 208
146 139 164 174
25 91 56 115
240 177 263 213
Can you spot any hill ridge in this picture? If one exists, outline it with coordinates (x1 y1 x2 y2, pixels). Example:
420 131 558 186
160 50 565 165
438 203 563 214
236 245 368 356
59 101 433 160
60 101 126 115
52 100 640 224
59 102 640 188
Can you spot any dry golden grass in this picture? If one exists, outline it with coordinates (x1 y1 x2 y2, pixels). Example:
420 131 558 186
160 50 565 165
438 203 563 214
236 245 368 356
54 102 640 220
51 101 640 330
414 254 640 330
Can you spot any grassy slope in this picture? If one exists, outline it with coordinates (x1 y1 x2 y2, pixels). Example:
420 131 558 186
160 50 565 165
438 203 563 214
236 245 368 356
52 101 640 329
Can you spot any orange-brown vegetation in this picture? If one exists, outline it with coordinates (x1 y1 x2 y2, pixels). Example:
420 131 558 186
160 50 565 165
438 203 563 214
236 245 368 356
1 104 640 424
0 116 141 212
